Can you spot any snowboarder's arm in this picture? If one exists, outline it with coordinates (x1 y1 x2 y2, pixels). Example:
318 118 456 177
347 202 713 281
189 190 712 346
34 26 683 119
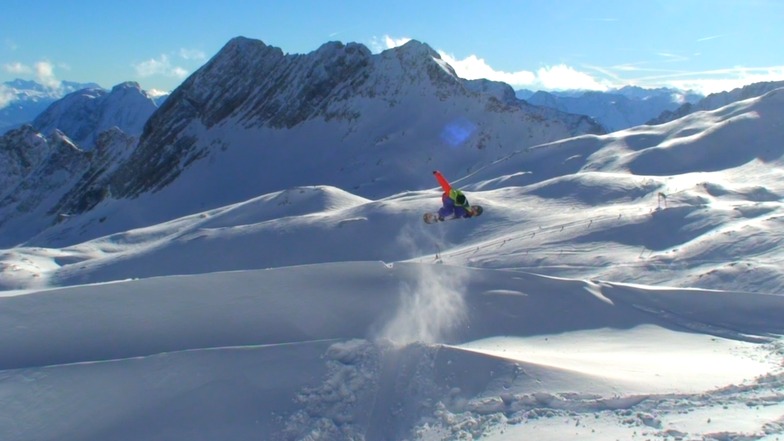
433 170 451 193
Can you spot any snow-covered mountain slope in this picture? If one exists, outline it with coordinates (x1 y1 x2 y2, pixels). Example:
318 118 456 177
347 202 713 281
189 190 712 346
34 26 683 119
31 81 157 149
0 125 137 248
2 262 783 440
0 81 158 247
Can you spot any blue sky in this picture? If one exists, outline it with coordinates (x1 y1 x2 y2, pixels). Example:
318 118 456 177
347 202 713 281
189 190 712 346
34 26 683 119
1 0 782 96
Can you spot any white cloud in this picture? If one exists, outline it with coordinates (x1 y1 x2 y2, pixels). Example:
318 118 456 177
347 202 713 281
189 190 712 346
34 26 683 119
179 48 206 61
146 88 170 98
2 60 60 89
370 34 784 94
369 34 610 91
536 64 611 91
369 34 412 53
662 67 784 95
133 54 189 79
622 66 784 95
612 64 643 72
697 34 724 42
3 61 31 75
171 66 188 78
384 36 411 49
439 51 537 88
34 61 60 89
656 52 689 63
0 84 15 108
439 50 611 91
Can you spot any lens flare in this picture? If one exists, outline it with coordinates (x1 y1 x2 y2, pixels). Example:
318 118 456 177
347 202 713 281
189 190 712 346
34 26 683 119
439 117 476 148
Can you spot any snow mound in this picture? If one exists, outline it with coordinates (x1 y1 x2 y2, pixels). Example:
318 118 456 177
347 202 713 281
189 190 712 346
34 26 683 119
199 185 371 229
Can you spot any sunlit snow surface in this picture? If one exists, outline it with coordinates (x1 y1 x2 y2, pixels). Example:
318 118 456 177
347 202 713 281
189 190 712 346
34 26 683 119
455 325 774 394
1 263 783 440
2 91 784 439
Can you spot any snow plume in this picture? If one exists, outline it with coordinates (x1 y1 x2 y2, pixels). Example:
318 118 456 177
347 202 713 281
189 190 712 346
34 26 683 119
377 263 468 346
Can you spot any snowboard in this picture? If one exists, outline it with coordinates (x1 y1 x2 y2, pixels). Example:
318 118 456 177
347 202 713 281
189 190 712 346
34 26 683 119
423 213 440 224
424 206 483 224
423 213 458 224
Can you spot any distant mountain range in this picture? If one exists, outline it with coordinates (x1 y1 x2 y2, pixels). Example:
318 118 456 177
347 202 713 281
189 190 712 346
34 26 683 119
517 81 784 133
0 79 98 134
516 86 704 132
31 82 159 149
0 79 168 135
649 80 784 124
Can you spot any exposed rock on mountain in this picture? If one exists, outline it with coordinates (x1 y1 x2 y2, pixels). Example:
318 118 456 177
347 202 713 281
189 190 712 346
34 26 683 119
0 124 136 246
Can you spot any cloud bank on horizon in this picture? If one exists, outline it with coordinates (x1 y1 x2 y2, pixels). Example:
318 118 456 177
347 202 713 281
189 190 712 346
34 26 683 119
1 48 206 97
373 34 784 95
3 60 61 89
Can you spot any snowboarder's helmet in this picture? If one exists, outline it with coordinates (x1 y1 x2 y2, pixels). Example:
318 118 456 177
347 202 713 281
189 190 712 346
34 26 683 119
473 206 483 216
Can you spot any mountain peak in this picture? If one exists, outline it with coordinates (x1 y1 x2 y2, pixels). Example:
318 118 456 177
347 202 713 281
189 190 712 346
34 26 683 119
394 39 439 57
313 40 372 59
221 35 270 53
111 81 142 93
31 81 156 150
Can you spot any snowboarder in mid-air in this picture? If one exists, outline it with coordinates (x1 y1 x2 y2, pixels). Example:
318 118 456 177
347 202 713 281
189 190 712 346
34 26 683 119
424 170 483 224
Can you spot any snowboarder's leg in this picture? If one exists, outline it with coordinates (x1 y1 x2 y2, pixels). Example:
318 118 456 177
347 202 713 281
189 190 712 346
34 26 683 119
437 206 453 221
453 206 469 218
438 195 456 220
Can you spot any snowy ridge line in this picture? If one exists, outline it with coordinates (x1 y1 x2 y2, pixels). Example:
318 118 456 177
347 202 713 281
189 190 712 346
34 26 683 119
0 337 343 372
